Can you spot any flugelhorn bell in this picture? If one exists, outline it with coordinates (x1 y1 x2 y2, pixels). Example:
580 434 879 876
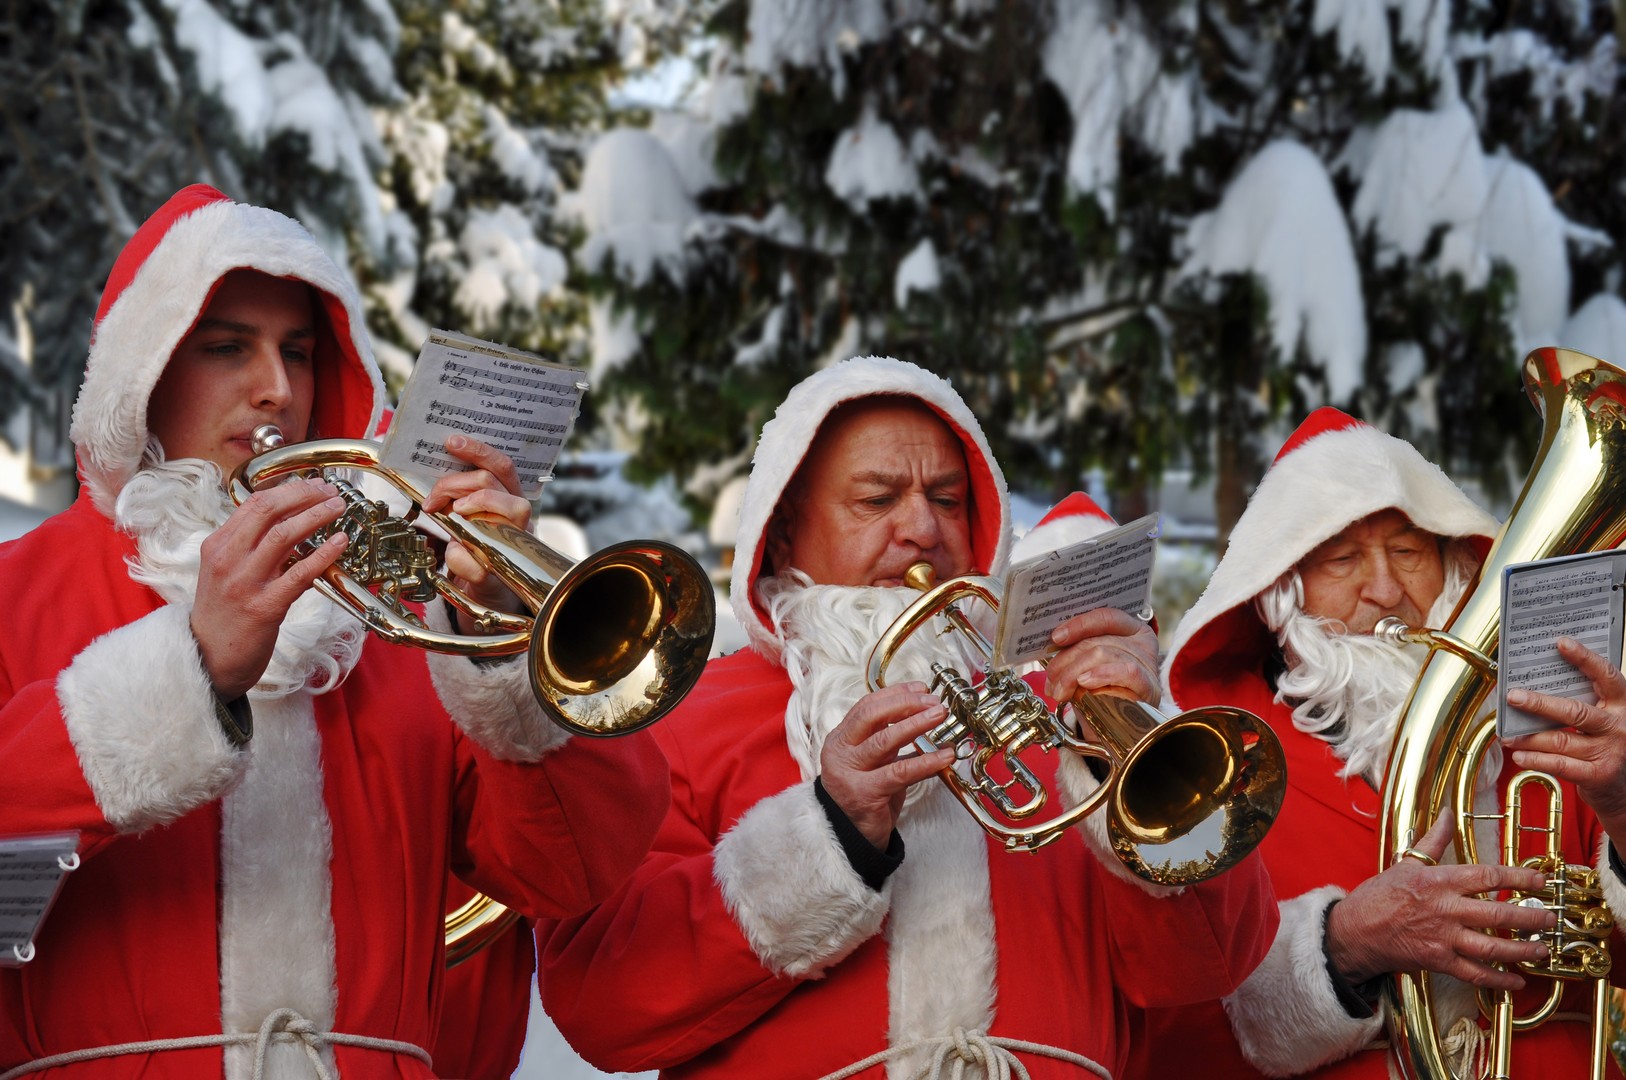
868 563 1285 883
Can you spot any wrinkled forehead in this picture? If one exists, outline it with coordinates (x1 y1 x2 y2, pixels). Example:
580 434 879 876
791 396 968 492
1300 507 1440 561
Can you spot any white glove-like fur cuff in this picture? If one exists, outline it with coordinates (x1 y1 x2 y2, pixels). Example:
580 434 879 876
423 601 573 761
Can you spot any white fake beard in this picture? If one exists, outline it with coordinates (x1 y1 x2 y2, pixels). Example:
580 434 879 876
1270 579 1466 789
758 571 980 795
114 450 365 699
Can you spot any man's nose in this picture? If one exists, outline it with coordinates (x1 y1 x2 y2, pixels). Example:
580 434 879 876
894 493 943 549
252 347 293 409
1362 553 1405 608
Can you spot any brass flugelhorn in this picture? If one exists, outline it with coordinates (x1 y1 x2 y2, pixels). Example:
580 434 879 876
1379 347 1626 1080
231 425 715 962
867 564 1285 883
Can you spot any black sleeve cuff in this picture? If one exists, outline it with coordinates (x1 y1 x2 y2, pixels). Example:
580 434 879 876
213 692 253 749
814 775 904 891
1609 841 1626 885
1322 899 1382 1019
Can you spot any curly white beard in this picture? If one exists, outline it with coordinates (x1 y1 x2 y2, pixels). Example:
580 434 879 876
757 571 980 789
114 448 365 699
1259 556 1472 789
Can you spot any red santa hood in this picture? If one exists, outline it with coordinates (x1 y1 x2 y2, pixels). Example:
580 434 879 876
1164 408 1499 707
729 355 1011 661
70 184 384 517
1009 491 1118 564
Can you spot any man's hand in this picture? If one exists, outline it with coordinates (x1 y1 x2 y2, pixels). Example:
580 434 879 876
819 683 955 848
1326 814 1555 990
192 477 351 699
420 435 533 634
1502 636 1626 841
1043 608 1161 705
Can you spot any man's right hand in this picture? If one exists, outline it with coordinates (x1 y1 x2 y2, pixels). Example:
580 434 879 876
819 683 955 849
1326 813 1556 990
191 477 351 700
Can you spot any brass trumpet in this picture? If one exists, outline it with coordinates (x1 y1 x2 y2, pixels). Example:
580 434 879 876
867 563 1285 883
231 426 715 961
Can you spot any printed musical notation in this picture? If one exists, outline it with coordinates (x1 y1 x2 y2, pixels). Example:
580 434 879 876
0 832 79 965
994 513 1160 669
379 329 588 499
1498 550 1626 738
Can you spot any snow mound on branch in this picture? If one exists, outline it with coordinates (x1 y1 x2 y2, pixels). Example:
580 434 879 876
1560 295 1626 365
1313 0 1391 87
1182 141 1367 399
1351 100 1486 268
894 239 941 307
825 104 921 209
267 56 386 255
165 0 273 148
743 0 890 95
569 128 699 287
1476 154 1569 350
454 205 567 333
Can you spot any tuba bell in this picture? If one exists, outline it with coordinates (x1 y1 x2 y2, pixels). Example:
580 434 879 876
1380 347 1626 1079
231 426 715 963
867 563 1286 883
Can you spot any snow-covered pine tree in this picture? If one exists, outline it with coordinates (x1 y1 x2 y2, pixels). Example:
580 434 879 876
573 0 1625 539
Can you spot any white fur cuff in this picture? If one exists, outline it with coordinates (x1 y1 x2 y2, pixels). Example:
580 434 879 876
1223 886 1383 1076
1055 740 1184 895
56 603 247 833
713 781 891 978
1596 834 1626 921
423 602 573 762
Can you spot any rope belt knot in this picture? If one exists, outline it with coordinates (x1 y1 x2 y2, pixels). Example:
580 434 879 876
253 1009 333 1080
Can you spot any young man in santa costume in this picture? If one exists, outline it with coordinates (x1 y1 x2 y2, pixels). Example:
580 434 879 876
0 184 669 1079
536 356 1279 1079
1132 407 1626 1078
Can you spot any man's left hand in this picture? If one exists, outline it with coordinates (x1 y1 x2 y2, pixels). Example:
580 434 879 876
1042 608 1161 706
1503 636 1626 840
420 434 532 634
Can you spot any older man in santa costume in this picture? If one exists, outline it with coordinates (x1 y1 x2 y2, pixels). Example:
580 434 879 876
1131 407 1626 1078
537 356 1278 1079
0 185 669 1079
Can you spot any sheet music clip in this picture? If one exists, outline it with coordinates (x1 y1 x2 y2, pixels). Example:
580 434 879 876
0 831 81 966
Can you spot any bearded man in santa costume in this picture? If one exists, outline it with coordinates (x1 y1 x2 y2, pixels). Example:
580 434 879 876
536 356 1278 1079
0 185 670 1080
1130 407 1626 1079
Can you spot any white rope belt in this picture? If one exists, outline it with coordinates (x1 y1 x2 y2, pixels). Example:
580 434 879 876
0 1008 433 1080
815 1027 1112 1080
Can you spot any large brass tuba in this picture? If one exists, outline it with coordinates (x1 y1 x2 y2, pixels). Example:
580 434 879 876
231 427 715 963
1380 347 1626 1079
867 563 1286 883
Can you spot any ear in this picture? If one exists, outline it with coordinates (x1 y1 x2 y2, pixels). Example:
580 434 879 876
764 502 795 577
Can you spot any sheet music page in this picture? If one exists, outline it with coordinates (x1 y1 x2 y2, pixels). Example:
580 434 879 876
379 329 588 499
0 832 79 966
993 513 1159 669
1497 549 1626 738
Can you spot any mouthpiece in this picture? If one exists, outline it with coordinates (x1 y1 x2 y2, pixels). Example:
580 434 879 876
251 424 287 455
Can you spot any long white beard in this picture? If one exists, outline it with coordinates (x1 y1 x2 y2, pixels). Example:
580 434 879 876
1271 580 1466 789
758 571 979 788
114 453 366 699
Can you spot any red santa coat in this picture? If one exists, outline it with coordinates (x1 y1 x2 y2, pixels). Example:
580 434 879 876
537 357 1277 1079
0 185 669 1079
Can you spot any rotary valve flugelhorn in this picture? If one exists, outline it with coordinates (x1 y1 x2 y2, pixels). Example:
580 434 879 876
231 425 715 964
867 563 1286 884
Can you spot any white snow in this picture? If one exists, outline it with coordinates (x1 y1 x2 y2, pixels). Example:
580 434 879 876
1313 0 1392 88
894 238 941 308
453 204 568 332
1182 141 1367 399
1475 153 1569 351
1560 294 1626 365
743 0 890 95
1043 0 1161 216
824 104 921 209
568 129 700 287
1351 100 1487 268
589 299 641 375
484 106 557 195
164 0 273 148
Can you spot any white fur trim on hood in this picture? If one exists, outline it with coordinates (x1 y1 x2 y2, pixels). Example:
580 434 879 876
71 188 383 517
1165 415 1498 707
729 356 1011 662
